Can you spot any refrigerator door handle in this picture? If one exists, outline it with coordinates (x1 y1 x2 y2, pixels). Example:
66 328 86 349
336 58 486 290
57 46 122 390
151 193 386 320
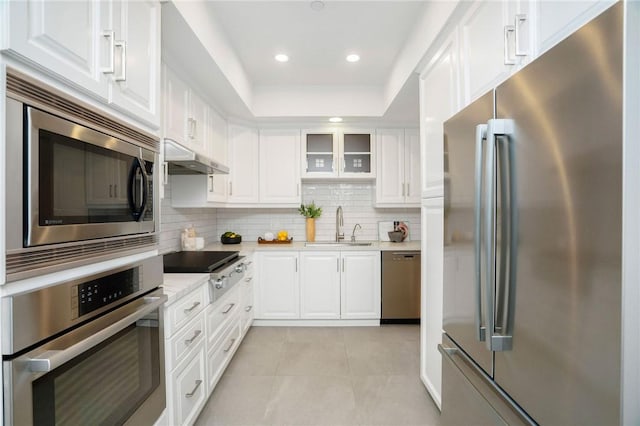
495 135 510 341
485 119 514 352
474 124 488 342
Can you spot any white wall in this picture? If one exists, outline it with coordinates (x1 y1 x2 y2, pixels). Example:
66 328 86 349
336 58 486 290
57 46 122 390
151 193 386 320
216 182 420 243
159 180 218 254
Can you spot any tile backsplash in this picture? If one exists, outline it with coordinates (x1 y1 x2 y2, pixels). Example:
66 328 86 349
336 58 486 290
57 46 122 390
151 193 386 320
159 181 420 252
159 183 218 254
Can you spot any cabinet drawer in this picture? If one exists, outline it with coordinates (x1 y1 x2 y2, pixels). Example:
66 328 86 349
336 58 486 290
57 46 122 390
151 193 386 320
207 286 240 347
167 284 208 336
170 311 206 368
207 320 242 392
173 346 207 426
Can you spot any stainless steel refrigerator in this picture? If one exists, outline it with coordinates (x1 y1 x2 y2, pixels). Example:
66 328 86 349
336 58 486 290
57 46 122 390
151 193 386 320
440 3 622 425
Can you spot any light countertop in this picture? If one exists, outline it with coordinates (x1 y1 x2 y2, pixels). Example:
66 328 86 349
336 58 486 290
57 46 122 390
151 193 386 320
199 240 421 253
162 273 209 306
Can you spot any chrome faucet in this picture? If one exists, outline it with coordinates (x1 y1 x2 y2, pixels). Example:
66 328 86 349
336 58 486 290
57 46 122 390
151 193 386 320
336 206 344 242
351 223 362 242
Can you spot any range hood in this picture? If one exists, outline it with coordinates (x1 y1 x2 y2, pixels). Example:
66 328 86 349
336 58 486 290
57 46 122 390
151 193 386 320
164 139 229 175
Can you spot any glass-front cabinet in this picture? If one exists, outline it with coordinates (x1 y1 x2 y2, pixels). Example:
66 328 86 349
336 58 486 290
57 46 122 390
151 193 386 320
303 131 337 177
301 129 375 179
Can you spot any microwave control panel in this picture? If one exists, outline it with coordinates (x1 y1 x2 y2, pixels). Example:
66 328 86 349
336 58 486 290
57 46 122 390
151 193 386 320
71 268 140 319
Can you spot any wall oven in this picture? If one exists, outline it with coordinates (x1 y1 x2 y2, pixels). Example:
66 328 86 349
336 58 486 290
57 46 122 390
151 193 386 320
5 69 160 281
2 256 167 426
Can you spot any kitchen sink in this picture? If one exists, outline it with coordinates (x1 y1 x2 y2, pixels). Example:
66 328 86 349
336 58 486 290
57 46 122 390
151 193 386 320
304 241 373 247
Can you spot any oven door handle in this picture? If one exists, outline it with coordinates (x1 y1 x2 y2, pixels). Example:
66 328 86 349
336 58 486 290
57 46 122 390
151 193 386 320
27 294 167 373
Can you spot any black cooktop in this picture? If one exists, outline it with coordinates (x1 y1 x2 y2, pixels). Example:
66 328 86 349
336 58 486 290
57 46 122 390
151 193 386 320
163 251 239 273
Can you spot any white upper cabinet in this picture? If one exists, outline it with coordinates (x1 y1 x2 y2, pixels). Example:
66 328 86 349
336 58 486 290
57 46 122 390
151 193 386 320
5 0 109 97
534 1 615 56
207 108 229 203
301 129 339 178
162 64 189 147
109 0 160 127
301 129 375 180
404 128 421 205
187 91 208 155
339 130 375 179
459 0 531 104
259 129 301 205
376 129 405 205
4 0 160 128
162 64 211 156
228 124 259 204
375 128 420 207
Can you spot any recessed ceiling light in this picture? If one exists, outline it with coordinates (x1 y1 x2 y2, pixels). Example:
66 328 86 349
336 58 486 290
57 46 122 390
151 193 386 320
346 54 360 63
310 1 324 11
275 54 289 62
329 117 343 123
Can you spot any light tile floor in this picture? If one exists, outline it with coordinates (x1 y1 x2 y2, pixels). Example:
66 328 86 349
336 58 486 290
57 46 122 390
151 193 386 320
195 325 442 426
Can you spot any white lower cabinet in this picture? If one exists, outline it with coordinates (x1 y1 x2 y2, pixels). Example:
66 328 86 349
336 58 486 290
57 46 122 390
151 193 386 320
165 287 207 426
257 250 381 321
163 274 252 426
300 252 341 319
340 252 381 319
172 343 207 426
207 320 242 389
206 288 241 348
255 251 300 319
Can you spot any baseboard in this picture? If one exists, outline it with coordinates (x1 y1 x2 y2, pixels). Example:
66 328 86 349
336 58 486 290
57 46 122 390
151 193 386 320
380 318 420 325
252 319 380 327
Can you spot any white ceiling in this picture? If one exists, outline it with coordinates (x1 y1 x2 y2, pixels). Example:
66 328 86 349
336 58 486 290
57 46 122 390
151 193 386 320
206 1 427 87
162 1 446 125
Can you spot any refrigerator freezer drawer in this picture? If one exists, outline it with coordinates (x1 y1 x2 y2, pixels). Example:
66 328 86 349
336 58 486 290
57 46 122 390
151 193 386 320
439 335 534 426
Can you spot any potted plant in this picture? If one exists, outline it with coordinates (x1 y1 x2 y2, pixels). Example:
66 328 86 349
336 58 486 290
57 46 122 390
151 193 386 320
298 201 322 242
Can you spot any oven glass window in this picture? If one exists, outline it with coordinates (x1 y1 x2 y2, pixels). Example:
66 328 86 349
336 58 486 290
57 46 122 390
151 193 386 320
37 129 153 226
32 314 161 426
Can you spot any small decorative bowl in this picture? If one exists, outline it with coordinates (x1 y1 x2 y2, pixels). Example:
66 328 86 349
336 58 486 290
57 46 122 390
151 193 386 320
221 235 242 244
388 231 405 243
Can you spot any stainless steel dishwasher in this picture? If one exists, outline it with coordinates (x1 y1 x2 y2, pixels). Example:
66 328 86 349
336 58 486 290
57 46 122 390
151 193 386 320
381 251 421 324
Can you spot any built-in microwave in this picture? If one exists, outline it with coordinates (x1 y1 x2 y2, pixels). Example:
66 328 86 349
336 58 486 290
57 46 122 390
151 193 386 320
5 70 160 281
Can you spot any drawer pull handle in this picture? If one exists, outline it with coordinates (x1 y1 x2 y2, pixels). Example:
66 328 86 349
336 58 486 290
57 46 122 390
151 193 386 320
185 380 203 398
245 277 253 282
222 303 235 314
223 338 237 353
184 301 200 313
185 330 202 345
245 305 253 312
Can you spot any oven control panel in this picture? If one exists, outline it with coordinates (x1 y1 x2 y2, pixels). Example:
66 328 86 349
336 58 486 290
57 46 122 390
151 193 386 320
71 268 140 319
